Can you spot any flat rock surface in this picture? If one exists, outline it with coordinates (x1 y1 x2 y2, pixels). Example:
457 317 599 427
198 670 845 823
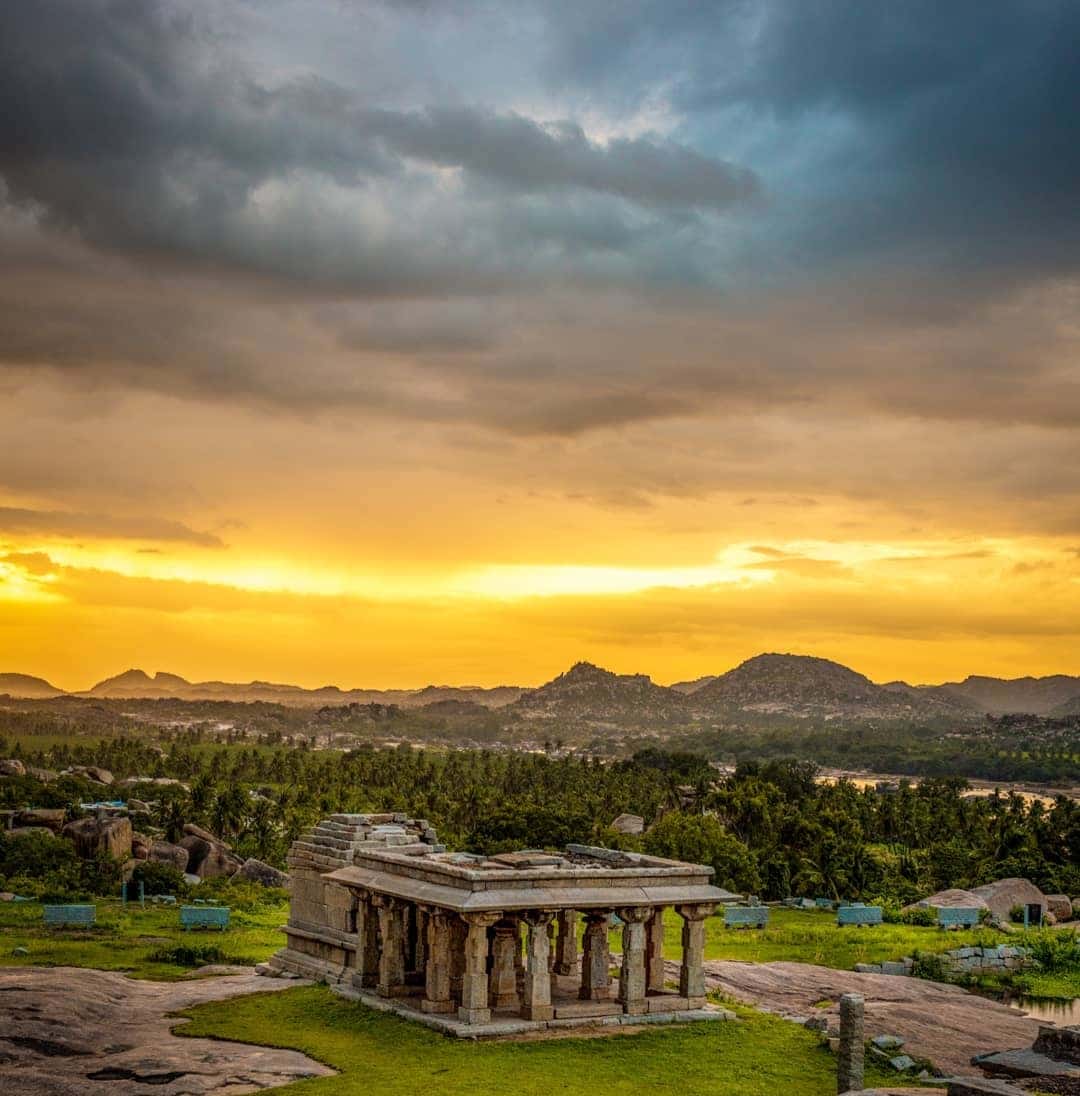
0 966 335 1095
699 960 1043 1077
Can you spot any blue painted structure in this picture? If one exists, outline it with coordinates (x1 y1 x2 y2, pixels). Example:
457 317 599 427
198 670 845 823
180 905 230 931
837 905 883 927
43 904 97 927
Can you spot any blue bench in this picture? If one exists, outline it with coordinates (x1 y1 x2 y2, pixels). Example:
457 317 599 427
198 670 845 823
837 905 883 927
180 905 230 931
724 906 770 929
937 907 982 929
43 904 97 928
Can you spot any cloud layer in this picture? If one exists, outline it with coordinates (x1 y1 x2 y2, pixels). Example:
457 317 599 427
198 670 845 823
1 0 1078 683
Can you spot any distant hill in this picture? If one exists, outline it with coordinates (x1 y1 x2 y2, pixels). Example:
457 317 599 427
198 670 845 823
76 668 522 709
689 653 977 722
669 675 718 694
1049 694 1080 718
511 661 687 725
0 672 65 699
3 658 1077 720
935 674 1080 715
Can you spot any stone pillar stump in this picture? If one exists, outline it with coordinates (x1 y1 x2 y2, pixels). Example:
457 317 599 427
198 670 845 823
421 910 454 1014
645 908 665 993
676 903 714 1006
616 906 651 1014
489 920 521 1010
837 992 864 1093
458 912 500 1024
521 911 555 1020
579 910 613 1000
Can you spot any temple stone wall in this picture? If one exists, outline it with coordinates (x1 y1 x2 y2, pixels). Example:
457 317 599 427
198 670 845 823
267 813 443 982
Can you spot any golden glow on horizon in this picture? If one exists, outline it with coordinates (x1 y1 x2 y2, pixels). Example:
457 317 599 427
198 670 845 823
3 519 1079 693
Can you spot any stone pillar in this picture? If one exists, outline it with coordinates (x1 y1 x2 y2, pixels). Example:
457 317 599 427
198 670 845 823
355 890 380 989
421 909 453 1014
414 906 428 973
579 910 612 1000
645 907 665 993
616 907 651 1015
521 911 555 1020
547 917 556 972
553 909 579 976
449 916 467 1002
374 895 406 997
458 912 500 1024
676 903 714 1005
489 919 521 1010
837 992 864 1093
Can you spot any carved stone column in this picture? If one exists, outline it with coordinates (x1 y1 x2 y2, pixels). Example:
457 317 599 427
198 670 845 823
370 894 403 999
521 911 555 1020
837 992 865 1093
373 894 407 997
458 911 501 1024
489 919 521 1010
449 916 467 1002
414 906 428 974
645 907 665 993
616 906 652 1015
676 903 714 1005
579 910 612 1000
421 909 453 1014
553 909 579 976
351 889 380 990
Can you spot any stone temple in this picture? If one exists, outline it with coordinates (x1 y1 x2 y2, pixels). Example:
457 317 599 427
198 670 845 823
264 813 735 1036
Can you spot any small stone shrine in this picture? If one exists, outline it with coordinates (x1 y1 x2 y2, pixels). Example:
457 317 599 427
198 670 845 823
264 813 736 1035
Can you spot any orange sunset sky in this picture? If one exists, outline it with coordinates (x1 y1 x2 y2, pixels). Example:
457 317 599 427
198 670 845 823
2 1 1079 691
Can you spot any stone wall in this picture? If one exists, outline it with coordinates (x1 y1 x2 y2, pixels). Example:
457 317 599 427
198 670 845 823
855 944 1029 978
266 813 443 983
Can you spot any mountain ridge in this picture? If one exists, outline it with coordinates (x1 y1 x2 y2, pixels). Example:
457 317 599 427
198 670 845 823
1 657 1076 718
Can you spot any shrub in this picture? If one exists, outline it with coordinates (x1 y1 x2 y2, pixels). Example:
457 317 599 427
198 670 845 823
1025 930 1080 973
131 860 187 897
147 942 232 967
901 907 937 928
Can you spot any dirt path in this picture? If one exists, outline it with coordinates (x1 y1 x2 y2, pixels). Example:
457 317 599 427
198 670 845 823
699 959 1041 1077
0 966 335 1095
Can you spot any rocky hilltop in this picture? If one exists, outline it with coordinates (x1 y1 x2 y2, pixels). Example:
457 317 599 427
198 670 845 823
511 661 687 725
73 669 524 709
689 653 977 722
935 673 1080 715
0 672 64 699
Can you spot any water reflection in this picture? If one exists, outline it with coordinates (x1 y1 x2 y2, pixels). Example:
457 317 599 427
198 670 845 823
1000 991 1080 1025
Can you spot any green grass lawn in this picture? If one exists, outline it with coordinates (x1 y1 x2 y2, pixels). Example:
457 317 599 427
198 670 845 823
0 896 289 979
659 906 1006 967
178 984 897 1096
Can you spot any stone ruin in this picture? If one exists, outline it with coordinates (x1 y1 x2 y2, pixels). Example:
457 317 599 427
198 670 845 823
263 812 736 1035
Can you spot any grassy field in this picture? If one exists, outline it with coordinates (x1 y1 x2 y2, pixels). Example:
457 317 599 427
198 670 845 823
662 906 1006 967
178 984 898 1096
0 896 288 979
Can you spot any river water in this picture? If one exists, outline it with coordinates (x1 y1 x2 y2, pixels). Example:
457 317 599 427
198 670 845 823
815 770 1079 807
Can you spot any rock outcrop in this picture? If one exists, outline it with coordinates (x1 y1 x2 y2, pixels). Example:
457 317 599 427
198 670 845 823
1044 894 1073 922
62 815 133 861
179 824 241 879
238 858 289 888
0 965 333 1095
148 841 189 872
611 813 645 836
0 758 26 777
905 888 989 914
15 808 66 832
968 878 1046 923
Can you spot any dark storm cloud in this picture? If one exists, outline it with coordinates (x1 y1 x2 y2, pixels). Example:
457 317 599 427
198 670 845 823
0 507 224 547
0 0 757 293
0 0 1077 444
539 0 1080 290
